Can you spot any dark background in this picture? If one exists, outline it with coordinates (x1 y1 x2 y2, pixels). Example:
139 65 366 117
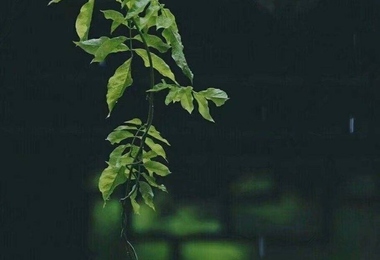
1 0 380 259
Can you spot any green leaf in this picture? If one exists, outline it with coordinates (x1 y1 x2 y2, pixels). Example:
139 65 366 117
134 48 177 84
165 86 184 105
137 2 160 30
133 34 170 53
156 14 174 30
141 173 168 192
148 125 170 146
130 187 140 214
139 181 155 210
109 144 128 166
125 118 143 125
114 125 139 131
193 92 214 122
199 88 229 107
161 8 193 83
147 82 171 92
125 0 150 19
91 36 128 63
145 137 167 160
75 0 95 41
106 58 133 116
180 86 194 114
47 0 62 5
106 130 134 144
101 10 126 33
143 160 171 176
74 37 129 58
143 150 158 160
99 164 127 203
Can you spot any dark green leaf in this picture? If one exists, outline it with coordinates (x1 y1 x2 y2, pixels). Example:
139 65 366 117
92 36 128 63
134 34 170 53
148 125 170 146
180 86 194 113
106 130 134 144
143 160 171 176
139 181 155 210
193 92 214 122
141 173 167 192
99 164 127 203
75 0 95 41
199 88 229 107
134 48 177 84
125 0 150 19
106 58 133 116
130 187 140 214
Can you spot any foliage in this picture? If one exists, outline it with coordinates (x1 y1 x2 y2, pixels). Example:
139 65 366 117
49 0 228 256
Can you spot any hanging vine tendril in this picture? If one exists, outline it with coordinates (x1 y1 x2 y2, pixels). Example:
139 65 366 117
49 0 229 258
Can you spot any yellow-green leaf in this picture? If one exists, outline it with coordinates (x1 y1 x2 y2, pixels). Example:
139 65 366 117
180 86 194 114
148 125 170 146
99 165 127 203
199 88 229 107
74 37 129 59
134 48 177 84
145 137 167 160
125 118 142 125
193 92 214 122
156 14 174 30
91 36 128 63
147 82 171 93
75 0 95 41
125 0 150 19
108 144 128 166
136 2 160 30
134 34 170 53
139 181 155 210
101 10 125 33
106 130 134 144
106 58 133 116
143 160 171 176
161 8 193 83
